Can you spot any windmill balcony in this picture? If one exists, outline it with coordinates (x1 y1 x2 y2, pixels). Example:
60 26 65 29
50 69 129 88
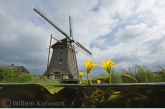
61 78 78 84
60 75 78 84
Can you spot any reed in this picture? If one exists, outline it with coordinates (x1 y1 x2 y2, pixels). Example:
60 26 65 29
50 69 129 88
91 65 165 83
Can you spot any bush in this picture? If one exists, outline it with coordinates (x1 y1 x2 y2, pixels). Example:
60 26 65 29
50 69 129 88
40 76 60 84
29 75 60 84
0 67 32 83
18 73 32 83
0 67 60 84
30 75 41 83
0 67 19 83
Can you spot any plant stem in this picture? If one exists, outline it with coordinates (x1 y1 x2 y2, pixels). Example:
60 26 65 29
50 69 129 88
80 77 82 83
109 68 112 84
109 72 111 84
86 73 89 84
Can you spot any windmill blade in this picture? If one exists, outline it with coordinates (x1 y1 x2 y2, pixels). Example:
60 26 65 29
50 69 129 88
47 34 52 68
74 41 92 57
69 15 79 77
69 16 73 38
69 15 92 58
34 4 71 40
34 4 92 58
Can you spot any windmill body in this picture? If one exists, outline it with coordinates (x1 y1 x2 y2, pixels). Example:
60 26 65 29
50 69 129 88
34 4 92 83
43 38 78 82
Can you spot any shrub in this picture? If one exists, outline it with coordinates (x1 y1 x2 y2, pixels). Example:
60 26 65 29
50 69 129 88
18 73 32 83
30 75 41 83
0 67 20 83
0 67 32 83
29 75 60 84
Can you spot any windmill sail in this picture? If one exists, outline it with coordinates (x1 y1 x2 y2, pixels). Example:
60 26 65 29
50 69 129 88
69 16 79 76
75 43 92 58
34 4 92 57
34 4 93 83
34 4 70 39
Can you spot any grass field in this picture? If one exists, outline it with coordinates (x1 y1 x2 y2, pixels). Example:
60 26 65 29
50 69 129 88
1 65 165 94
88 65 165 83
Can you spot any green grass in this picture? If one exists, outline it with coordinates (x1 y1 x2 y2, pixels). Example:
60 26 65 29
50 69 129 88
29 75 60 84
0 67 60 84
1 65 165 94
0 67 62 93
44 85 64 94
90 65 165 83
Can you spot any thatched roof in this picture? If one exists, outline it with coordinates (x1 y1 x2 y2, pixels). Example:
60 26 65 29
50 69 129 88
7 64 30 73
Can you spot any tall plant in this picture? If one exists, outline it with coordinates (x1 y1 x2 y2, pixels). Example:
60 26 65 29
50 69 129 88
79 72 84 83
84 60 98 84
100 60 115 84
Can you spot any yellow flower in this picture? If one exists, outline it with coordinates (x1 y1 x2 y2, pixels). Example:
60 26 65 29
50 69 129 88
100 60 115 73
84 60 98 85
84 60 98 74
100 60 115 84
97 80 101 84
79 72 84 78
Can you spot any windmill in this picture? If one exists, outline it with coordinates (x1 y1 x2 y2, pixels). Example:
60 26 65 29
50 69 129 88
34 4 92 83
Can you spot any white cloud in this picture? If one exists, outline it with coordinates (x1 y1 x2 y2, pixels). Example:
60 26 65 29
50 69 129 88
0 0 165 76
115 23 148 42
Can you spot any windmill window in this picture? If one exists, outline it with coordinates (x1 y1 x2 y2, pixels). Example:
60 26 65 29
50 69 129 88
55 75 59 79
61 47 63 51
59 59 62 64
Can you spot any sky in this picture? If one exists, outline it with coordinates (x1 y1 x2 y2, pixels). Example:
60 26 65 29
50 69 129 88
0 0 165 77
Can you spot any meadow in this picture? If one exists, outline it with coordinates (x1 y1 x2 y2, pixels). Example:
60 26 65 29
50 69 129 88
1 66 165 107
0 67 62 93
89 65 165 83
1 65 165 84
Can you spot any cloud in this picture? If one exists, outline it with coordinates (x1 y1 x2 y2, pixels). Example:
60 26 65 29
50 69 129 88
0 0 165 76
114 23 148 42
